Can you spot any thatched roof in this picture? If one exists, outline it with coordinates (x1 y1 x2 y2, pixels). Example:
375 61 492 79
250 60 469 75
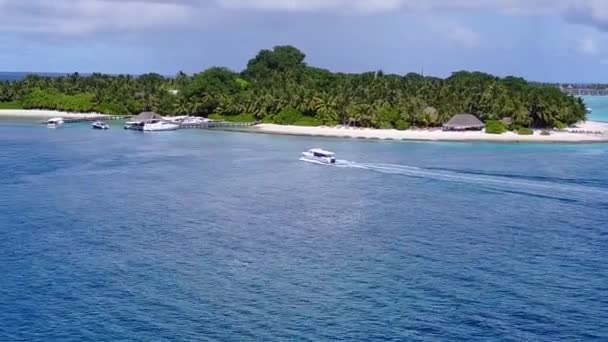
443 113 485 130
131 111 163 122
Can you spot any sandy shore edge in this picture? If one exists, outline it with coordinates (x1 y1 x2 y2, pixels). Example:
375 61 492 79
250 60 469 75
0 109 110 119
255 122 608 143
2 109 607 143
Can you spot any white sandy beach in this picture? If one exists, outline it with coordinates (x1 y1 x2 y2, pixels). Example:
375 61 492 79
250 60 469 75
256 121 608 143
0 109 109 119
2 109 607 143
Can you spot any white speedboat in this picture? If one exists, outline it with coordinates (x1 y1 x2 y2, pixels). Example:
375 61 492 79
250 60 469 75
182 117 207 125
124 122 144 130
47 117 64 128
142 120 180 132
162 116 189 124
301 148 336 164
92 121 109 130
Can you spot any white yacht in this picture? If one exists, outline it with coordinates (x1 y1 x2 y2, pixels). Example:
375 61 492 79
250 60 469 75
301 148 336 164
47 117 64 128
182 117 209 125
124 122 144 130
92 121 109 130
162 116 189 124
142 120 180 132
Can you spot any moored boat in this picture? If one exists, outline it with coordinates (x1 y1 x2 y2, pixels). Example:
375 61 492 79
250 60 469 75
47 117 64 128
301 148 336 164
92 121 109 130
142 120 180 132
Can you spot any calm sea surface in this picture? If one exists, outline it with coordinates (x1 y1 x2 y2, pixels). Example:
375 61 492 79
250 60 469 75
583 95 608 122
1 119 607 341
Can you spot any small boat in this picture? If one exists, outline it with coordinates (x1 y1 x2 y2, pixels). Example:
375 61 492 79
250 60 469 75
162 116 189 124
142 120 180 132
92 121 109 130
124 121 144 130
182 117 208 125
301 148 336 164
47 117 64 128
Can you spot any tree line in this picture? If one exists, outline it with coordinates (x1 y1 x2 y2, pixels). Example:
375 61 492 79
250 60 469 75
0 45 586 128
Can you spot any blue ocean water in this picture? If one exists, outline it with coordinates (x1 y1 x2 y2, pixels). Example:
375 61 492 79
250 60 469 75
582 95 608 122
1 120 607 341
0 72 65 81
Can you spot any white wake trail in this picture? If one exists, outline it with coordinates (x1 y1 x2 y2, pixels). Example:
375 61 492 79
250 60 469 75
330 160 608 203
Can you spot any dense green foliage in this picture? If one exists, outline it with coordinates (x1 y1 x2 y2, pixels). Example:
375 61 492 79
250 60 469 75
485 120 508 134
0 101 22 109
0 46 586 128
517 127 534 135
209 113 256 123
553 121 567 130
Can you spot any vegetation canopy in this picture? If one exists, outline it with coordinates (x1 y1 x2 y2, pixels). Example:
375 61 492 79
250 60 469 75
0 45 586 128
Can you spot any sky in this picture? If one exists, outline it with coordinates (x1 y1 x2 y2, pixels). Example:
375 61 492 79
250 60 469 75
1 0 608 82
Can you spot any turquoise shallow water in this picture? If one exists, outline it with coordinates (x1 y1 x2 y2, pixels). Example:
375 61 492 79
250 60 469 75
1 120 608 341
582 95 608 122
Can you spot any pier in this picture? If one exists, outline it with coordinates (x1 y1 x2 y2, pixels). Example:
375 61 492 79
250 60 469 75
564 89 608 96
558 84 608 96
41 115 124 124
179 121 259 129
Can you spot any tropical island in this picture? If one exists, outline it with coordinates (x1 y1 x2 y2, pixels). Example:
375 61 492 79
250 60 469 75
1 45 606 142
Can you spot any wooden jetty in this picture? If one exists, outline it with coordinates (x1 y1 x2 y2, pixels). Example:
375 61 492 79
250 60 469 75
564 89 608 96
41 115 124 124
179 121 259 129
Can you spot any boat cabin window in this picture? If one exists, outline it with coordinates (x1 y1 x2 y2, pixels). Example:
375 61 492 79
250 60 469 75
313 152 331 158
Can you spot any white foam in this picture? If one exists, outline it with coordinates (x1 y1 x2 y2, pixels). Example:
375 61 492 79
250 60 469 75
331 160 608 202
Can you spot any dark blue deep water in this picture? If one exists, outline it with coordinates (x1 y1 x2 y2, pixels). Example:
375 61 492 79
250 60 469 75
1 120 608 341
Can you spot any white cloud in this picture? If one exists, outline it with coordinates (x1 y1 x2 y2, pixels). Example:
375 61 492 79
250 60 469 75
427 21 481 49
578 36 599 55
0 0 196 35
215 0 608 33
447 25 481 48
216 0 566 14
1 0 608 36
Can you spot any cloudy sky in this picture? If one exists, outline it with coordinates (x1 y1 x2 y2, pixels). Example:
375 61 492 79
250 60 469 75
1 0 608 81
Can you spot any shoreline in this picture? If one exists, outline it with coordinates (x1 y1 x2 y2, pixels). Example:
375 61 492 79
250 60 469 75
254 123 608 144
2 109 607 143
0 109 110 119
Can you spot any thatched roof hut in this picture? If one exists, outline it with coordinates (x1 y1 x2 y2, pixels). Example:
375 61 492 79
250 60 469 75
442 113 485 131
130 111 163 123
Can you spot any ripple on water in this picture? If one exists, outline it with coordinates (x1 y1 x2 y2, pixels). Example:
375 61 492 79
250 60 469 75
1 121 607 341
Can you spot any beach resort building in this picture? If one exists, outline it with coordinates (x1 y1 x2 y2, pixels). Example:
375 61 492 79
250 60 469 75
130 111 163 123
442 113 485 131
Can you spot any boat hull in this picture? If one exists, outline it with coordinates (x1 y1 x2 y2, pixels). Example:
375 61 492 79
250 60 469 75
143 123 180 131
92 123 109 130
301 152 336 165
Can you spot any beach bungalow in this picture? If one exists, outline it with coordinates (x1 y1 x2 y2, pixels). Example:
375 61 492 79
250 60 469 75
129 111 163 123
442 113 485 131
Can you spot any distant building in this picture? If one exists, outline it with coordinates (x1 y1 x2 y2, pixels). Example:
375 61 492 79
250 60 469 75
442 114 485 131
130 111 163 123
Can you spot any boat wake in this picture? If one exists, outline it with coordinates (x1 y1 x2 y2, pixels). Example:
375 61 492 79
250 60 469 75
299 157 332 165
330 160 608 207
